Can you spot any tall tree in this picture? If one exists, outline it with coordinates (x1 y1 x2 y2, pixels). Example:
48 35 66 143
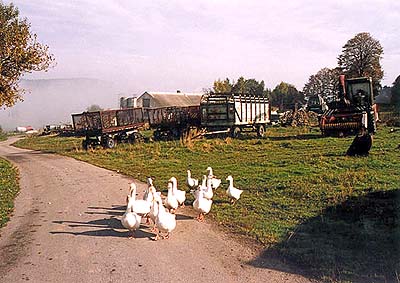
303 67 340 101
270 82 303 110
0 3 55 108
391 75 400 111
337 32 383 87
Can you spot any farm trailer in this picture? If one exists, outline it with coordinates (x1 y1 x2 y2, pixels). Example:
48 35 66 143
146 105 201 140
72 108 146 149
200 93 271 138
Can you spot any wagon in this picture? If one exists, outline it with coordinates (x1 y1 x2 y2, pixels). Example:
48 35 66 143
200 93 271 138
72 108 146 149
146 105 201 140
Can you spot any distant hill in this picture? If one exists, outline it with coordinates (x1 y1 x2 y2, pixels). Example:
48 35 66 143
0 78 121 131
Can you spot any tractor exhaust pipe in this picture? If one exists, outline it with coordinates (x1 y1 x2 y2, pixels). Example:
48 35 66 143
339 75 346 99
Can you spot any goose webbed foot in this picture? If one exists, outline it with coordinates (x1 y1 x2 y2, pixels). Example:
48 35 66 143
128 231 136 239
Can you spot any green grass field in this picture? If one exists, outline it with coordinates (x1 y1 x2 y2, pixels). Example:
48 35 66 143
0 158 20 228
14 126 400 282
0 132 7 141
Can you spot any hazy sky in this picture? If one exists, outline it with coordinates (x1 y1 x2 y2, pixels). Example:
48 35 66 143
6 0 400 94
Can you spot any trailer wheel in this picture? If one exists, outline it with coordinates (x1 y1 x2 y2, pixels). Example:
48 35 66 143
82 140 88 150
104 137 117 149
231 127 241 138
128 132 144 143
257 125 266 137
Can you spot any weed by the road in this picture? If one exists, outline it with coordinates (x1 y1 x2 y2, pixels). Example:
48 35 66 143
0 158 19 228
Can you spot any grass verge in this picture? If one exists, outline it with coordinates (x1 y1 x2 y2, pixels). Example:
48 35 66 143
0 158 20 228
14 126 400 282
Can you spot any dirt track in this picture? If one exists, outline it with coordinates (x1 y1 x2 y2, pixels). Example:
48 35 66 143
0 137 314 282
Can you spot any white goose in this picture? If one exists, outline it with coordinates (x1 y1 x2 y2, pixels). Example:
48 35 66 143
226 175 243 204
128 183 151 216
155 199 177 240
206 166 222 189
186 170 199 189
201 175 213 200
149 188 162 232
170 177 186 207
164 181 178 213
121 196 142 239
191 188 213 222
143 177 155 202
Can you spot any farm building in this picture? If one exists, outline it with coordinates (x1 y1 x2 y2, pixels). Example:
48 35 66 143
135 91 203 108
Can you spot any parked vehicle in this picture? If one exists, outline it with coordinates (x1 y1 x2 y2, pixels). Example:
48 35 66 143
200 93 271 138
319 76 377 137
72 108 146 149
72 93 271 149
147 105 201 140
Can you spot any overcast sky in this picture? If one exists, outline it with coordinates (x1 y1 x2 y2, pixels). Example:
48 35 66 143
6 0 400 94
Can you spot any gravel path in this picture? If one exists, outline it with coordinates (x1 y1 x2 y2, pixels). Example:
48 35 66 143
0 137 314 283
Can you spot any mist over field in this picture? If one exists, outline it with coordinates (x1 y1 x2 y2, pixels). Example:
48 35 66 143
0 79 121 131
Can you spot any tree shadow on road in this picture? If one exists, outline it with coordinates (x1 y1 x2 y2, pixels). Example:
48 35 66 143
248 189 400 283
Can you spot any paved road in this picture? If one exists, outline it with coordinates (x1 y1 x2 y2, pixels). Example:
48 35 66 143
0 137 313 283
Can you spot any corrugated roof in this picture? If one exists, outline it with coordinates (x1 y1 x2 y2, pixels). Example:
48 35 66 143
139 91 203 107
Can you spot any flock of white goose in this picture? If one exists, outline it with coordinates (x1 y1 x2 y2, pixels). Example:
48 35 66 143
121 166 243 240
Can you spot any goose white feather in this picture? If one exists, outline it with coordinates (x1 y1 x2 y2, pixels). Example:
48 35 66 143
165 181 178 212
202 175 213 200
192 187 212 222
143 177 154 202
155 199 176 240
206 166 221 189
170 177 186 206
128 183 151 216
186 170 199 189
121 197 142 238
226 175 243 203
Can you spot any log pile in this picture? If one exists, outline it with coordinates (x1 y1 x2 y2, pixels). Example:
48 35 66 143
279 109 319 127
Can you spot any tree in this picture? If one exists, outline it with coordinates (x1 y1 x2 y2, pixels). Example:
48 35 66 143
337 32 383 87
303 67 340 101
212 77 267 96
231 77 266 96
0 3 55 108
270 82 303 110
213 78 232 93
391 75 400 111
87 104 103 112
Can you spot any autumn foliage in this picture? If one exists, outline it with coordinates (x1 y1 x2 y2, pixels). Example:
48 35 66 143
0 3 55 108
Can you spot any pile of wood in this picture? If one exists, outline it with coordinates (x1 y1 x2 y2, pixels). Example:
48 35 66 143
279 109 319 127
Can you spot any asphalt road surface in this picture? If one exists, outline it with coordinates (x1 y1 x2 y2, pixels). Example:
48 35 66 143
0 137 314 283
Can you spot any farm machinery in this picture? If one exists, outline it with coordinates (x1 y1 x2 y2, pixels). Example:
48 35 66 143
72 108 146 149
320 75 376 137
200 93 270 138
72 93 271 149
